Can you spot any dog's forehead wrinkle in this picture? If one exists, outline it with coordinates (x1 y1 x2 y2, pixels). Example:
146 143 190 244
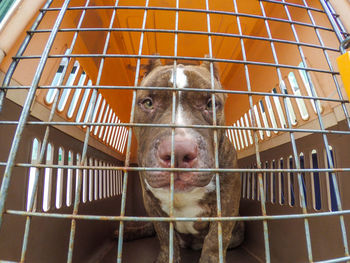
141 66 172 88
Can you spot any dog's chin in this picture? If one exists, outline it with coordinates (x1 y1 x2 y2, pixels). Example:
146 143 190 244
144 172 214 192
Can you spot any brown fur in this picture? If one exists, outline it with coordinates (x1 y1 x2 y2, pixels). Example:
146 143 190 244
133 59 243 263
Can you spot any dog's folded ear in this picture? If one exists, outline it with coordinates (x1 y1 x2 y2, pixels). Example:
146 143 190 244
142 55 162 76
200 55 220 81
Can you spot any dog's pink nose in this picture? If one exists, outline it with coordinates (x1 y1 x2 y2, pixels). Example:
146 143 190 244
158 136 198 168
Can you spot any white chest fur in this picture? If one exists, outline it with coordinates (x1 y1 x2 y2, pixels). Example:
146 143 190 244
146 182 214 234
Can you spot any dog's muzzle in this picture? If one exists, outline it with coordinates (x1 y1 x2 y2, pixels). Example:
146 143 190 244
143 133 214 192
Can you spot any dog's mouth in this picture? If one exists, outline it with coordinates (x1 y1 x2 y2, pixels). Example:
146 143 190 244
144 171 214 192
141 130 215 192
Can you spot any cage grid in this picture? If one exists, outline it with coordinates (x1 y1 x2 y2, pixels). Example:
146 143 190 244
0 0 350 262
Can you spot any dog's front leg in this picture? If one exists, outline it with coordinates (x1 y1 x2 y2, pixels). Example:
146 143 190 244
199 170 240 263
199 220 236 263
153 221 181 263
141 183 181 263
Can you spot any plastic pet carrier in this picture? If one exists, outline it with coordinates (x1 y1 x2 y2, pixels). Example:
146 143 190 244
0 0 350 262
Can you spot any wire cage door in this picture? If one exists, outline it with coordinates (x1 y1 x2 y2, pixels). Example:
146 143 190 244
0 0 350 262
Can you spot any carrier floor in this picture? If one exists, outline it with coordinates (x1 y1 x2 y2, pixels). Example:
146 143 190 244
100 237 260 263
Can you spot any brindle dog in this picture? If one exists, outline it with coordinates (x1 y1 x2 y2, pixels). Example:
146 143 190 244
133 59 244 263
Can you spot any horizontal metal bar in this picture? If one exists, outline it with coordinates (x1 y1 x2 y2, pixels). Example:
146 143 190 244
319 0 345 42
42 3 325 14
12 54 339 75
40 6 331 31
3 85 348 103
0 0 54 112
27 27 339 53
1 162 349 174
260 0 324 13
314 256 350 263
1 121 350 136
6 209 350 222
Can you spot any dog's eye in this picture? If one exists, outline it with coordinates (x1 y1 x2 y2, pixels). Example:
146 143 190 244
206 98 220 111
140 98 154 110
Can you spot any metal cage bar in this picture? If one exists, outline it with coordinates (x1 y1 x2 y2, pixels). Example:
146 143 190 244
0 0 71 230
2 121 350 136
2 163 350 174
259 0 349 261
168 0 180 261
257 1 316 261
36 4 337 35
304 0 350 128
27 27 341 53
0 0 55 112
3 85 348 104
0 0 100 260
10 54 342 74
6 208 350 221
282 0 349 258
66 0 115 260
232 0 271 261
117 0 150 262
20 1 94 259
205 1 225 261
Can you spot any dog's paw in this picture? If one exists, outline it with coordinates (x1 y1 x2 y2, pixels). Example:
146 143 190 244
114 222 155 242
154 252 180 263
199 254 224 263
199 255 221 263
228 220 245 249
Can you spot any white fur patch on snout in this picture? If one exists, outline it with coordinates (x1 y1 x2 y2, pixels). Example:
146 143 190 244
169 66 190 129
